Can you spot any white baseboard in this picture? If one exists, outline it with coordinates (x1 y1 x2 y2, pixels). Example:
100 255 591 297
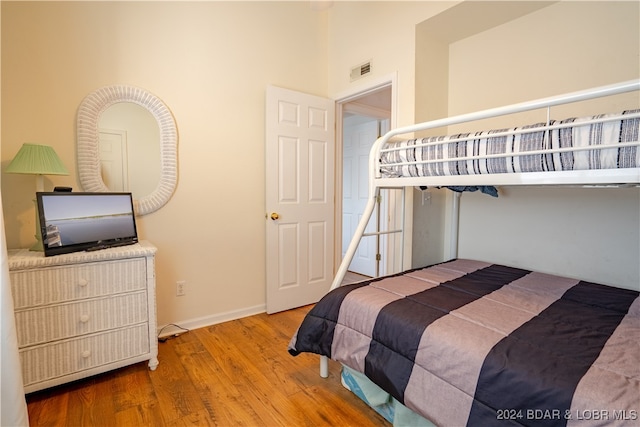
156 304 266 338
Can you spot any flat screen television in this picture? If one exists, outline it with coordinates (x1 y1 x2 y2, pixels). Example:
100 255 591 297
36 192 138 257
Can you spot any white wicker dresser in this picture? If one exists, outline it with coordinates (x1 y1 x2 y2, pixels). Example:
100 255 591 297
7 240 158 393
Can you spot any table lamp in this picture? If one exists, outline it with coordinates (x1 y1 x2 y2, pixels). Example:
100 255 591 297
5 143 69 251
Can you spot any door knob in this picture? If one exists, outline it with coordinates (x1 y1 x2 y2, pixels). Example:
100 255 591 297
270 212 280 220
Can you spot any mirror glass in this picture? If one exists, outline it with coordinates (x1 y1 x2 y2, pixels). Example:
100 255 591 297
99 102 161 199
77 85 178 215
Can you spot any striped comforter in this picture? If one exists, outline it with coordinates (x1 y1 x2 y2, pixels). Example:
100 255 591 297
288 259 640 427
379 111 640 178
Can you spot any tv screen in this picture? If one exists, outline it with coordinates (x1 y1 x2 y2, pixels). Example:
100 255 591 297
36 192 138 257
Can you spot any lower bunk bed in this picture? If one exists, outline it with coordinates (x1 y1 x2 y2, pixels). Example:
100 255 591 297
288 259 640 427
341 364 435 426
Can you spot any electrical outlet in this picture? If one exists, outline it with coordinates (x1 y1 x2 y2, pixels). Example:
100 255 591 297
176 280 186 296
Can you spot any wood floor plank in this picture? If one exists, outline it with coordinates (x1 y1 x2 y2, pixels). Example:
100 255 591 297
26 388 70 427
191 328 273 426
165 409 216 427
112 361 157 412
233 316 314 397
114 401 165 426
64 374 117 426
26 306 389 426
172 340 260 426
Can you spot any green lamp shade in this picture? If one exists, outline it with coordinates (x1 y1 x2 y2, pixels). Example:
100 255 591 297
6 143 69 176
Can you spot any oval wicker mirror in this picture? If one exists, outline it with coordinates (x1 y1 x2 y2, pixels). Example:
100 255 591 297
77 85 178 215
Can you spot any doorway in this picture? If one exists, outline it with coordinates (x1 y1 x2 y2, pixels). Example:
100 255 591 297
336 82 397 279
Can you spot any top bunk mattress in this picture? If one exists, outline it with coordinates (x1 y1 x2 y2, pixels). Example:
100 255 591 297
379 110 639 179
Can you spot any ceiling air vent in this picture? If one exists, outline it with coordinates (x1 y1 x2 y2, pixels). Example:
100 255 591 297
350 60 372 81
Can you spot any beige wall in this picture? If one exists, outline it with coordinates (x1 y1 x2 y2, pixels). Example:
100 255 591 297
326 1 458 273
4 0 636 332
1 1 456 330
448 1 639 121
1 1 329 327
451 1 639 289
327 1 455 124
1 1 456 329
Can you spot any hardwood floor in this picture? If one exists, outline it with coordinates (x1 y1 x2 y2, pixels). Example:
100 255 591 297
341 271 371 285
25 305 388 426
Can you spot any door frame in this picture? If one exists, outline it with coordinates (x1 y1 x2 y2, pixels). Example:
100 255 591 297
333 72 409 277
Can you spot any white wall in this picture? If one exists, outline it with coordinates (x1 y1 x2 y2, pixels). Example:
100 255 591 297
447 1 639 289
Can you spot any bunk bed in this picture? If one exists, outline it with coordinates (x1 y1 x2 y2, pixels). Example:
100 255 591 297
288 80 640 427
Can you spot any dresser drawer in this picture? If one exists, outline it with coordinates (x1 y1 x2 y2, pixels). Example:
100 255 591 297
10 258 147 309
15 291 149 347
19 324 151 388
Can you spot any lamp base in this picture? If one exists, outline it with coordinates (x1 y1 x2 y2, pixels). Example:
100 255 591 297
30 238 44 252
31 198 44 252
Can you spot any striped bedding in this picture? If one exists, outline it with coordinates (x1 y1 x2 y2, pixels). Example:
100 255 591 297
379 110 640 178
288 259 640 427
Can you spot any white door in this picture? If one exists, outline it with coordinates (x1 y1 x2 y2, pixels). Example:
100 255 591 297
342 119 379 276
265 86 335 314
99 129 129 192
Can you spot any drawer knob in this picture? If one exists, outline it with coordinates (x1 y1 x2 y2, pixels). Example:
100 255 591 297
78 278 89 287
79 314 90 323
81 350 91 358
